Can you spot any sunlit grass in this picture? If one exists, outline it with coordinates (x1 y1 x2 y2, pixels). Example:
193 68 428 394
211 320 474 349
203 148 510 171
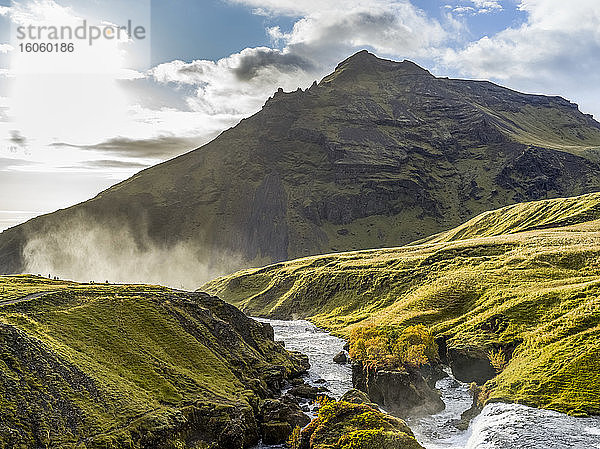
0 276 297 447
204 193 600 415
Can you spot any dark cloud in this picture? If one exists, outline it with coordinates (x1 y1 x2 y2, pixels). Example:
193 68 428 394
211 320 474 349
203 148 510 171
87 159 150 169
233 49 316 81
61 160 150 170
9 130 26 146
178 63 207 76
51 135 208 160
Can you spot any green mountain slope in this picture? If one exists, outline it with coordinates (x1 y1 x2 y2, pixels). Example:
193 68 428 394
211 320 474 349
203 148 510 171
417 191 600 244
0 276 308 449
202 193 600 415
2 51 600 283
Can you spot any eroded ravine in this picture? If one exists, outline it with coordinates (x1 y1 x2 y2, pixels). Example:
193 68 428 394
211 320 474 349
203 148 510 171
260 319 600 449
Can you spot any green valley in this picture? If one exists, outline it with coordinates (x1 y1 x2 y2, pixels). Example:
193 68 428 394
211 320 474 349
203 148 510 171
203 192 600 416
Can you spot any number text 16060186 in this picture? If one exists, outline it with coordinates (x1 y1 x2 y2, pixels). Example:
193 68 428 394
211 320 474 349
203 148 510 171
19 42 75 52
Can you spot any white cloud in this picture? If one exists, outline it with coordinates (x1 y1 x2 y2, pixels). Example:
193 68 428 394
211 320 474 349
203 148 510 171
116 69 145 80
448 0 502 15
243 0 449 58
471 0 503 11
452 6 475 14
150 48 317 120
444 0 600 117
2 1 173 163
227 0 339 17
149 0 451 128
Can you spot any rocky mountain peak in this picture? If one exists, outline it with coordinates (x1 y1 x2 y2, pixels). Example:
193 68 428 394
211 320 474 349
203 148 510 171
2 52 600 277
323 50 432 84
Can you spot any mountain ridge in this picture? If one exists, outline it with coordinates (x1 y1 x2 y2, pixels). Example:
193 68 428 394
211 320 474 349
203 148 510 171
0 276 311 448
1 51 600 284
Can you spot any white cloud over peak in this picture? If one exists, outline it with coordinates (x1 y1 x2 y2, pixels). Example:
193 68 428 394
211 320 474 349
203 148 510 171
443 0 600 117
236 0 451 58
149 0 454 129
150 47 318 120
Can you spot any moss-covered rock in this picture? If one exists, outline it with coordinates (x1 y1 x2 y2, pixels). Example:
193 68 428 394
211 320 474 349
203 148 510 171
262 421 292 445
259 396 310 444
0 276 309 448
339 389 376 408
299 399 423 449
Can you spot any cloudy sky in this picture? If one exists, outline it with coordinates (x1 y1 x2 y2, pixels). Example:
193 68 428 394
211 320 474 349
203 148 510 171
0 0 599 231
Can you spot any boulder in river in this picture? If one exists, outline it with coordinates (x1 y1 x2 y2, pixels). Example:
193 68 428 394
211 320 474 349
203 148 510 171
288 383 330 400
352 362 445 418
340 389 380 410
333 351 348 364
259 395 310 444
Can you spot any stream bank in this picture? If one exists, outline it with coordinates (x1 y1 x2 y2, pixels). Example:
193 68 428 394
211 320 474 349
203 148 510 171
258 319 600 449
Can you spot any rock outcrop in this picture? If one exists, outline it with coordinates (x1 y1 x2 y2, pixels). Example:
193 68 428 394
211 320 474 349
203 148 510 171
259 395 311 444
340 389 380 409
298 395 424 449
0 276 309 449
352 363 445 418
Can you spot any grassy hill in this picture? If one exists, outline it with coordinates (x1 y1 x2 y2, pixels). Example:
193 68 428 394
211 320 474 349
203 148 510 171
203 193 600 416
0 276 308 449
3 51 600 285
416 192 600 244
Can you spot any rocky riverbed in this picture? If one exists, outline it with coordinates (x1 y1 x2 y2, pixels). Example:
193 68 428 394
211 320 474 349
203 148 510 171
259 319 600 449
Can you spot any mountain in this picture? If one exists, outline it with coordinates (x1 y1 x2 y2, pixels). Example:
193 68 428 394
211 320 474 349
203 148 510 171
202 192 600 415
0 276 310 448
2 50 600 284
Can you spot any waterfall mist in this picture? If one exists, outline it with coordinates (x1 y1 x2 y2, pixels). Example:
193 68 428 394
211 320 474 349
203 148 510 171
22 214 243 290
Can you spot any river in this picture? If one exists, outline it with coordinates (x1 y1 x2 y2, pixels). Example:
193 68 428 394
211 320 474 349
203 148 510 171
259 318 600 449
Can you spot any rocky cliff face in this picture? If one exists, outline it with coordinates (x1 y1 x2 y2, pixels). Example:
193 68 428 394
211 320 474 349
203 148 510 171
352 362 446 418
2 51 600 280
0 276 309 449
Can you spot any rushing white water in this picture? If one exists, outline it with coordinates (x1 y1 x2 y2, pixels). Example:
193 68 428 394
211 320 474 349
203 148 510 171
410 374 600 449
463 403 600 449
257 318 352 399
408 369 474 447
260 319 600 449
